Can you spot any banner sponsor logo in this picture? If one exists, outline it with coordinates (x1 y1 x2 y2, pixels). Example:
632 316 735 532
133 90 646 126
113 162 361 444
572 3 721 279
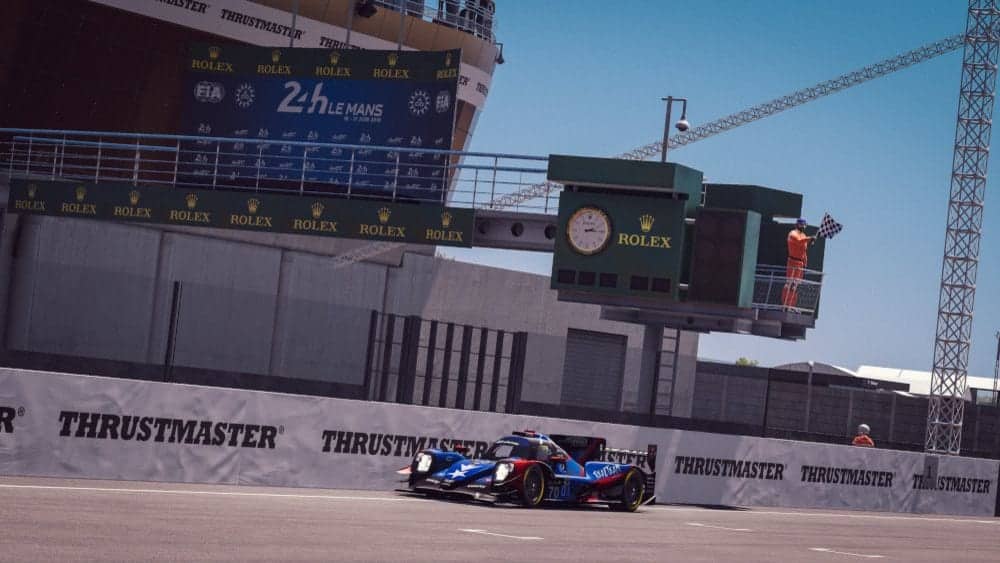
800 464 894 488
112 190 154 220
57 410 280 449
0 406 18 434
218 8 304 41
673 454 786 481
912 474 993 494
320 430 490 459
7 180 475 248
155 0 209 14
12 183 45 212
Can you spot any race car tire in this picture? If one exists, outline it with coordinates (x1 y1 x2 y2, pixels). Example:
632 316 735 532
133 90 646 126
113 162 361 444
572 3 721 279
612 468 645 512
519 464 546 508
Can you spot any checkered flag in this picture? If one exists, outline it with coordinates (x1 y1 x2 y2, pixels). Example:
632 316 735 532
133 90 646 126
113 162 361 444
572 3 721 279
816 212 843 239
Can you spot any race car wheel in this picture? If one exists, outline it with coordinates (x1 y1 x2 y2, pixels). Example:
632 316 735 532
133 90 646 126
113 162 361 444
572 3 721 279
519 465 546 508
612 468 645 512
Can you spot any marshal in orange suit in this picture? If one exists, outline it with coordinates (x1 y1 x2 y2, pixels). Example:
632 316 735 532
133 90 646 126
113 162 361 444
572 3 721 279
782 218 816 309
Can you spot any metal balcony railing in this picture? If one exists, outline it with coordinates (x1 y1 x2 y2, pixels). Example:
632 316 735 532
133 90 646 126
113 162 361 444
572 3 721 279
375 0 497 43
752 265 824 316
0 128 558 213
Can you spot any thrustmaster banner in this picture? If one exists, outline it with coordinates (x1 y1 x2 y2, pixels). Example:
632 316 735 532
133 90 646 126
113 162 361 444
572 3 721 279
183 43 459 199
1 369 996 516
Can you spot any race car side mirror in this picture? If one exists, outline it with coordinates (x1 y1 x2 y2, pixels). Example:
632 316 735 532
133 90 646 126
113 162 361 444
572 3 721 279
549 453 568 463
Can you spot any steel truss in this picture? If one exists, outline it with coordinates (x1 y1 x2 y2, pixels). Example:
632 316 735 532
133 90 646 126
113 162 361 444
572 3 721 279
926 1 1000 455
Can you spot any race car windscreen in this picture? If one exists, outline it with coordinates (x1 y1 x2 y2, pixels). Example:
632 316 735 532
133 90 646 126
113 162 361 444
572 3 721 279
485 439 535 460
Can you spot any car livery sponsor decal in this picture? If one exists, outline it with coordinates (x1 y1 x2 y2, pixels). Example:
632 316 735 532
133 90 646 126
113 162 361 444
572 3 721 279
591 464 625 480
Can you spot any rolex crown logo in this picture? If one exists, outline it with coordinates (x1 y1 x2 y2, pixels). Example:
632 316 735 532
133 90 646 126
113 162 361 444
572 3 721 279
27 184 37 199
388 53 398 67
329 51 341 65
271 49 281 63
209 46 221 60
75 186 87 202
128 190 140 206
185 193 198 209
311 202 324 219
247 198 260 214
639 214 655 233
377 207 391 224
445 52 453 67
440 212 452 228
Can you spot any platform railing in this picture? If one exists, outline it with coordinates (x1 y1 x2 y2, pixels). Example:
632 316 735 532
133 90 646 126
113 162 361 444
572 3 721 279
0 128 557 212
752 265 824 316
375 0 497 43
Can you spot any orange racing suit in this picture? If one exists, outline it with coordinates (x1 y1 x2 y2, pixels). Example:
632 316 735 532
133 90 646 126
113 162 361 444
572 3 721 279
781 229 811 308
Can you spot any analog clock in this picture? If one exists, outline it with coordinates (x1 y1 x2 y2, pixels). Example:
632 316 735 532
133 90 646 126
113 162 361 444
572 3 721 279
566 206 612 255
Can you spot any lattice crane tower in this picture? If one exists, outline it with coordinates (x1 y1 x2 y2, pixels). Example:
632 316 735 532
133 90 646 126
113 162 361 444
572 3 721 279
926 0 1000 455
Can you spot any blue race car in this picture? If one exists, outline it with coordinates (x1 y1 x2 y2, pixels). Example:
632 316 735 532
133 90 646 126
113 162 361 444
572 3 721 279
398 430 649 511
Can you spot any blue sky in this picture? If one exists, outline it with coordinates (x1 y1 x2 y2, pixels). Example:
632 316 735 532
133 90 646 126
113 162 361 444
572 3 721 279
443 0 1000 378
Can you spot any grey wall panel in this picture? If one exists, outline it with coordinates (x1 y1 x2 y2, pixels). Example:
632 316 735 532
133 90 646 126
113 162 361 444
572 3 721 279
522 333 564 405
163 234 282 375
268 252 386 383
560 328 627 411
8 216 160 362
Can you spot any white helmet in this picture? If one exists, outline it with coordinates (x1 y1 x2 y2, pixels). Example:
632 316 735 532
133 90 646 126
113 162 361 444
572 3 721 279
858 424 870 435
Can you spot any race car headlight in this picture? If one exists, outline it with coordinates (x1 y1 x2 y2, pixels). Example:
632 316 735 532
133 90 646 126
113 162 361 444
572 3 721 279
415 453 433 473
494 462 513 482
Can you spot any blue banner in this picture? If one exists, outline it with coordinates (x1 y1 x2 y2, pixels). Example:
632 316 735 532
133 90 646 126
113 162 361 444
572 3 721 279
181 44 459 200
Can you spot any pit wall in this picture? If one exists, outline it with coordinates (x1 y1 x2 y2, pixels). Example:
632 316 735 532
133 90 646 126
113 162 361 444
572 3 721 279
1 368 996 517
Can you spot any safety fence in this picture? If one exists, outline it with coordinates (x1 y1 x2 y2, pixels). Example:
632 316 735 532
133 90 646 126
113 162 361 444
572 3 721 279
363 310 527 412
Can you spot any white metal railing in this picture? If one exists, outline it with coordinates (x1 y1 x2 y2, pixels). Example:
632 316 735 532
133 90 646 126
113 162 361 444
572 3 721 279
0 128 559 213
752 265 824 316
375 0 497 43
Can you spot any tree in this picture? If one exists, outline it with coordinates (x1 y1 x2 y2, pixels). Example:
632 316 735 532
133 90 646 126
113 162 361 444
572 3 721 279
735 357 759 367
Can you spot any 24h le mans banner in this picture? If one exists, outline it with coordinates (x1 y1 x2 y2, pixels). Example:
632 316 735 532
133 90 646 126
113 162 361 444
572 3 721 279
183 43 459 200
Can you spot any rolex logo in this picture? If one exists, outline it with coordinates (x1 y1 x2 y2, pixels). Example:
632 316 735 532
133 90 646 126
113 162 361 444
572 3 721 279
185 193 198 209
388 53 398 67
378 207 391 224
271 49 281 63
27 184 37 199
445 52 453 67
311 202 324 219
329 51 341 65
440 212 452 228
129 190 140 206
75 186 87 202
247 198 260 214
209 46 221 60
639 214 654 233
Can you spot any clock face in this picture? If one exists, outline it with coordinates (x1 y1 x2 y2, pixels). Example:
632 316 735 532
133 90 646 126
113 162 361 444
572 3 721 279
566 206 612 255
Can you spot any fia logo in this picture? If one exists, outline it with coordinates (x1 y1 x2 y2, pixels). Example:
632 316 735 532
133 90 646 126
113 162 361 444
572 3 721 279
194 81 225 103
435 90 451 113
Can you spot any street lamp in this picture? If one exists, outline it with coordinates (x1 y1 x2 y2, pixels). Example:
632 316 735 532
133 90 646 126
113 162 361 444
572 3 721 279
660 96 689 163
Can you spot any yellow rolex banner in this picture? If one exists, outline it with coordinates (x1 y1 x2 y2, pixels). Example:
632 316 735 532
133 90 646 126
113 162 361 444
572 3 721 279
7 179 474 248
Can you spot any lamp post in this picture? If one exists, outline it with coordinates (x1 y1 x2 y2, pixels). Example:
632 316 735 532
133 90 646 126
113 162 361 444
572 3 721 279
660 96 689 163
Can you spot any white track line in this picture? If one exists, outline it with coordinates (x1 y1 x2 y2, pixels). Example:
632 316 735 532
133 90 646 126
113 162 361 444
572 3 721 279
459 529 542 541
685 522 752 532
810 547 885 559
0 483 427 502
649 505 998 525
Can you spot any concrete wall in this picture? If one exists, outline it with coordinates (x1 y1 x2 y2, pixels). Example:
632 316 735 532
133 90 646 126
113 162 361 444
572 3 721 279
1 214 700 404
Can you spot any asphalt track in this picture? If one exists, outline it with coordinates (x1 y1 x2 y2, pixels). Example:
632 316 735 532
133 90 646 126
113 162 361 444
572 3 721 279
1 476 998 562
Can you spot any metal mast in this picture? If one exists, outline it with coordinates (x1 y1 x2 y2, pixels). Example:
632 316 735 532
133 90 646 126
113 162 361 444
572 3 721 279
926 1 1000 455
